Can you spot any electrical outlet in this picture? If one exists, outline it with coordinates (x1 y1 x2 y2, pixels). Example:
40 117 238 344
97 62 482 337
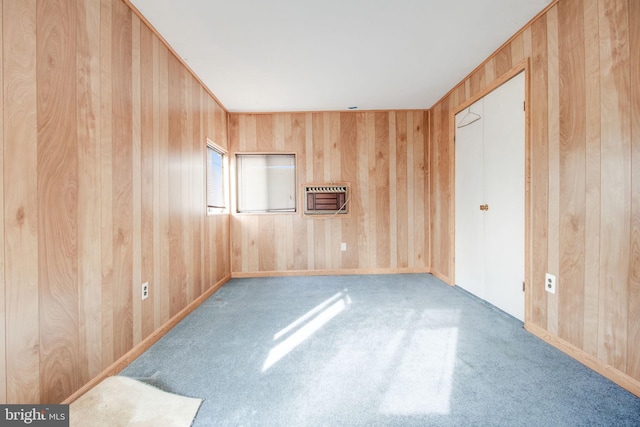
341 242 347 251
545 273 556 294
142 282 149 300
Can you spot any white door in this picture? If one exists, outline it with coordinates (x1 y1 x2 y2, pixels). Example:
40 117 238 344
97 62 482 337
455 72 525 321
454 97 485 298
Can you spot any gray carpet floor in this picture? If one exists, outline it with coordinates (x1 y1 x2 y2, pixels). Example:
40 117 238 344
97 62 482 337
121 274 640 426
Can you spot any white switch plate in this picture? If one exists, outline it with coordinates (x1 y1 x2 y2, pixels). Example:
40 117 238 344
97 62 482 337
142 282 149 300
545 273 556 294
341 242 347 251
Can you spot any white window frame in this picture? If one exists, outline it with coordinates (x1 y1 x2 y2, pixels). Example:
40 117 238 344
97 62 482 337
235 153 297 214
206 141 228 215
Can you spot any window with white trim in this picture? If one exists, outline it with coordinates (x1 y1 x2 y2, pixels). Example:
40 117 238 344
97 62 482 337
236 154 296 213
207 143 226 213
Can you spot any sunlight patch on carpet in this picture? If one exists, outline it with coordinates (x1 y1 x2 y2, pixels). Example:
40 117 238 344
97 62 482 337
263 291 350 372
380 324 459 415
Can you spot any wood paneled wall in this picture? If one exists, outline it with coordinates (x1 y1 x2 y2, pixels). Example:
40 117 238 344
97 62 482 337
0 0 229 404
229 111 429 275
430 0 640 392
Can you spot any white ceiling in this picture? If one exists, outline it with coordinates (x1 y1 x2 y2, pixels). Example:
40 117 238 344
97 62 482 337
129 0 552 112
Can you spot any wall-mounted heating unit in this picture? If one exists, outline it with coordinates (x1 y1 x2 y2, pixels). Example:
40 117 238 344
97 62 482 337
304 184 349 216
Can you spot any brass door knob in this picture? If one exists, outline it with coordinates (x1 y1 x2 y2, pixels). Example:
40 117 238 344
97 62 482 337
480 204 489 211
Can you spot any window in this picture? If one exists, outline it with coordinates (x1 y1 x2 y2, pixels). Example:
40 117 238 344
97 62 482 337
236 154 296 213
207 143 226 213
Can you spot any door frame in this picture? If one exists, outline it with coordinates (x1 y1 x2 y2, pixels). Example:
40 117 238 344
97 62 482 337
450 59 531 323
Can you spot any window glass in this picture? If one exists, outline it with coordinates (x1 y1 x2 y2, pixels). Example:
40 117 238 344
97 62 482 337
236 154 296 213
207 144 225 210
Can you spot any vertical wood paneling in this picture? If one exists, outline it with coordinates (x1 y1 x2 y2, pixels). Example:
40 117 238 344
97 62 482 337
4 0 39 403
292 115 307 271
340 113 358 269
312 114 326 268
469 66 486 98
367 113 378 268
179 72 189 302
323 117 333 268
312 113 324 182
181 72 193 304
151 33 162 329
356 113 369 268
247 216 259 272
1 0 230 403
432 97 451 276
140 22 154 339
413 111 426 267
111 0 133 359
485 58 496 84
274 216 288 271
329 113 341 269
546 5 560 336
530 15 549 328
77 0 102 384
99 0 114 369
583 0 601 356
558 0 586 347
429 0 640 394
0 0 5 404
191 79 202 295
511 33 525 65
168 55 186 317
629 0 640 380
329 113 341 182
157 38 171 326
598 0 630 372
37 0 79 403
495 45 513 77
423 113 431 269
230 111 429 274
407 112 416 267
257 115 273 152
396 113 408 268
131 14 142 346
389 113 398 268
375 112 390 268
203 98 213 286
258 215 276 271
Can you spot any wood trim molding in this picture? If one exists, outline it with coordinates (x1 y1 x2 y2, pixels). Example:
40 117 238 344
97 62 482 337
231 268 431 278
62 274 231 404
430 270 453 285
449 59 531 316
525 322 640 398
228 109 431 115
453 59 529 116
430 0 559 109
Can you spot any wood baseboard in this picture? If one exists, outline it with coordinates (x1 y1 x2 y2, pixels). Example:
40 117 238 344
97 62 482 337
231 268 431 278
62 274 231 404
430 270 453 285
525 322 640 398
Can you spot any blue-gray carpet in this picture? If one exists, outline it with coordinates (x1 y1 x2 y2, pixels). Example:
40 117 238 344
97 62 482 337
121 274 640 426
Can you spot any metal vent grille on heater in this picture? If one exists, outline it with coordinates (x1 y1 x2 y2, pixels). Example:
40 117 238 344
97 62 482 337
304 185 348 215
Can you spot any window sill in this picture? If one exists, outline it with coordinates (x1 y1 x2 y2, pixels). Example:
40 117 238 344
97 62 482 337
207 207 228 216
233 210 298 216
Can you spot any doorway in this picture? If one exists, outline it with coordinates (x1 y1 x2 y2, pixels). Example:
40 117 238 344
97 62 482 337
454 71 525 321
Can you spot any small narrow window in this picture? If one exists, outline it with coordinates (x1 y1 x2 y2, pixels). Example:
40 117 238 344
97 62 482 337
207 143 226 213
236 154 296 213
